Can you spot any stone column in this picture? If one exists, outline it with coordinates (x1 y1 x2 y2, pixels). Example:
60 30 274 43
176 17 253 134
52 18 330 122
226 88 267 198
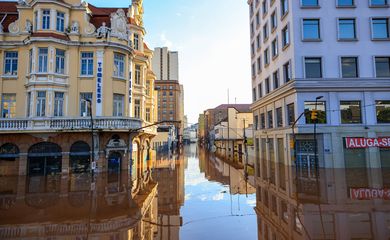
18 155 27 176
61 153 69 175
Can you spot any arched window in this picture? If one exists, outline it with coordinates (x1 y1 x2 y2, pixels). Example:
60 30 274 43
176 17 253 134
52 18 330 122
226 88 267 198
0 143 19 161
28 142 62 176
70 141 90 173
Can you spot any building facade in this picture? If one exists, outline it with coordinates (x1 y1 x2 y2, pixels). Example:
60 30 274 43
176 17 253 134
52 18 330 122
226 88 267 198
152 47 179 81
0 0 158 188
248 0 390 239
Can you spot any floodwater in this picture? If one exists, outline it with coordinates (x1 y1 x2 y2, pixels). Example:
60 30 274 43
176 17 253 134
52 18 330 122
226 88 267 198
2 144 389 239
0 144 258 240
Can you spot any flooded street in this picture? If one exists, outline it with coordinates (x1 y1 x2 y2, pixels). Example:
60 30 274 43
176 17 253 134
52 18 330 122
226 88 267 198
0 144 258 240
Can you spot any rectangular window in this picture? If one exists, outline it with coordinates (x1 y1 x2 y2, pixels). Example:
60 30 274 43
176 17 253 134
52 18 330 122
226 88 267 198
271 11 277 30
134 33 139 50
281 0 289 16
3 51 18 76
273 71 279 89
304 101 326 124
257 57 262 72
134 99 141 118
282 25 290 47
376 100 390 123
1 94 16 118
42 9 50 30
251 43 255 56
252 63 256 77
287 103 295 125
303 19 320 40
113 94 124 117
271 38 278 57
337 0 354 6
114 53 125 78
135 65 141 84
375 57 390 77
276 107 283 127
341 57 358 78
283 61 291 82
256 34 261 49
250 22 254 36
36 91 46 117
338 19 356 40
254 115 259 130
305 57 322 78
265 77 270 93
262 0 268 15
267 110 273 128
146 108 151 122
81 52 94 76
372 18 390 39
80 92 92 117
301 0 319 7
258 83 263 98
38 48 48 73
250 2 254 16
263 23 269 41
55 49 65 74
29 49 33 73
260 113 265 129
54 92 64 117
264 48 270 65
256 13 260 26
370 0 389 6
253 88 257 102
56 11 65 32
27 92 32 117
340 101 362 124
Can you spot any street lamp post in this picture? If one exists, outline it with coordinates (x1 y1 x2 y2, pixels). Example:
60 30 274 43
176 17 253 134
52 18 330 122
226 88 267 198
314 96 323 175
84 98 95 175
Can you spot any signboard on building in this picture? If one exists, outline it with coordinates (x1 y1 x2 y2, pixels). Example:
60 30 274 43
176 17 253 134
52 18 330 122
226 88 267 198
350 188 390 200
345 137 390 149
96 50 104 116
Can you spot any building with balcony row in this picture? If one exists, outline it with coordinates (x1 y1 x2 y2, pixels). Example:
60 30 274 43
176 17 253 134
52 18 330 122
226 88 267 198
0 0 158 185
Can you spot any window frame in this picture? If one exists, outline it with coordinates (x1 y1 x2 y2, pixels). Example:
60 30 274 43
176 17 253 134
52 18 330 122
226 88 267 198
337 18 357 41
271 37 279 59
113 52 126 78
302 18 321 41
3 51 18 76
38 48 48 73
336 0 356 8
55 49 66 74
369 0 389 7
282 24 290 49
53 92 64 117
371 17 390 40
375 100 390 123
304 57 323 79
1 93 16 118
374 56 390 78
340 56 359 78
80 52 94 76
42 9 51 30
340 100 362 124
300 0 320 8
113 94 124 117
36 91 46 117
56 11 65 32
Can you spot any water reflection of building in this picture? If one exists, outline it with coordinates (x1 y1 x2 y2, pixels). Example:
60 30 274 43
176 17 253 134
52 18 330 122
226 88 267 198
255 167 390 239
0 172 157 239
152 151 185 240
199 148 255 195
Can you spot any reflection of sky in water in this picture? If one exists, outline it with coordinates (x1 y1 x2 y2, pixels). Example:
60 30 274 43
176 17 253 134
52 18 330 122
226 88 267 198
181 156 257 240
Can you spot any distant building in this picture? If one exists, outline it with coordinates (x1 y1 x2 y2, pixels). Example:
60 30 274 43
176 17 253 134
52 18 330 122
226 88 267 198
152 47 184 144
197 114 205 144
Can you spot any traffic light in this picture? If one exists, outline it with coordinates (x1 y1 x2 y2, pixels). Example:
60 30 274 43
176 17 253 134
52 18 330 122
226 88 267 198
311 110 318 121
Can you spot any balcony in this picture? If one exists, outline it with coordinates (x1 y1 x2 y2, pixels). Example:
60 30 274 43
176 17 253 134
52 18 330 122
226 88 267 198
0 117 142 133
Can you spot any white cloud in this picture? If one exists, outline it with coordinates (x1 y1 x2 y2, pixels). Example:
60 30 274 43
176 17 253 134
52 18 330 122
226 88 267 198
212 192 225 201
159 32 173 48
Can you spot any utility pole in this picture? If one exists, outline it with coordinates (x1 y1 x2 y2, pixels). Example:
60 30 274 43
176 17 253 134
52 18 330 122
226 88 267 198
227 89 230 159
243 119 248 178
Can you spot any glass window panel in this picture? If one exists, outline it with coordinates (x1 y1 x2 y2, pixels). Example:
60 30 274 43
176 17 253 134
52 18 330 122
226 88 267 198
341 57 358 78
1 94 16 118
371 0 388 5
302 0 319 7
338 0 354 6
303 19 320 40
304 101 326 124
339 19 356 39
305 57 322 78
376 100 390 123
372 18 389 39
340 101 362 124
375 57 390 77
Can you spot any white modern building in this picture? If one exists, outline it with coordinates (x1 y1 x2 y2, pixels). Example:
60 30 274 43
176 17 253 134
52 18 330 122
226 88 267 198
248 0 390 238
152 47 179 81
249 0 390 170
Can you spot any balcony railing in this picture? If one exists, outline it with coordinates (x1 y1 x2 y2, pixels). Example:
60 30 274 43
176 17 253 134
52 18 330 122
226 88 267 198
0 117 142 132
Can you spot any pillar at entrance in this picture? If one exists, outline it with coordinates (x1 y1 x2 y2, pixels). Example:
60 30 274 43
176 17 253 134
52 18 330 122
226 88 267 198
62 154 70 175
18 156 27 176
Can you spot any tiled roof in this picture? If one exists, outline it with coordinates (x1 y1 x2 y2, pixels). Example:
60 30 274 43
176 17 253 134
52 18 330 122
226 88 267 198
214 104 252 113
88 3 137 28
0 1 18 33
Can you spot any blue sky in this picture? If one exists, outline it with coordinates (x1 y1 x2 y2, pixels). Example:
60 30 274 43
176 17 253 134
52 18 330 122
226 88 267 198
85 0 252 123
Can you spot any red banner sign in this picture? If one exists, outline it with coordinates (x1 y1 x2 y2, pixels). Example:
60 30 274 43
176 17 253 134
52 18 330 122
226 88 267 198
350 188 390 200
345 137 390 149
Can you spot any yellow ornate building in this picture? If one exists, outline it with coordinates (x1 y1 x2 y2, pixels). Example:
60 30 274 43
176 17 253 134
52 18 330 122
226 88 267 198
0 0 158 189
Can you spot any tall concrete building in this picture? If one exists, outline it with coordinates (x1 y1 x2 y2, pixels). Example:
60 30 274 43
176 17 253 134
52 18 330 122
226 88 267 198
153 47 184 142
248 0 390 239
152 47 179 81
